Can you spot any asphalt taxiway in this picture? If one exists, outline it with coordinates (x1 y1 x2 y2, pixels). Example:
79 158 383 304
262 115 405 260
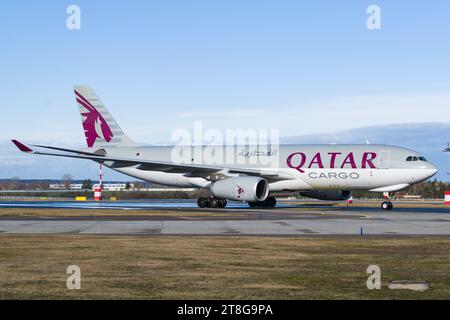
0 200 448 236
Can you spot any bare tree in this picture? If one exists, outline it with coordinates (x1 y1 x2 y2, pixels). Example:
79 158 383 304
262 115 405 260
133 181 144 191
61 174 73 190
6 177 22 190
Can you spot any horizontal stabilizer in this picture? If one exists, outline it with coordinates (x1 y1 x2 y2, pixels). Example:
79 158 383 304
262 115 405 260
11 140 33 153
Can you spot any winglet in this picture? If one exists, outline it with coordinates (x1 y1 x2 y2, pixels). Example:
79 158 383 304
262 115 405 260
11 140 33 153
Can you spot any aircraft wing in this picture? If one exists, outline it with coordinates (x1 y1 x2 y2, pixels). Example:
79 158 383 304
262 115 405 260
12 140 293 181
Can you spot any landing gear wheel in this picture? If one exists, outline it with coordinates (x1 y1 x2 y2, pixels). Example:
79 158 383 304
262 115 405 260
250 201 264 207
209 197 219 208
197 198 207 208
266 197 276 208
218 199 227 208
381 201 393 210
248 197 276 208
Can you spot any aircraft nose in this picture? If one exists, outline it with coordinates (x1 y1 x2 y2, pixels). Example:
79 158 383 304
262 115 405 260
425 163 438 178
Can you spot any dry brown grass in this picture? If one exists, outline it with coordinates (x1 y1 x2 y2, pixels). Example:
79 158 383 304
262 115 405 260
288 200 448 209
0 235 449 299
0 208 225 217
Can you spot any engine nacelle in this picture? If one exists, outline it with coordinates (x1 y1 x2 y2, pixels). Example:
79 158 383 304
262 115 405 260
300 190 352 201
211 176 269 202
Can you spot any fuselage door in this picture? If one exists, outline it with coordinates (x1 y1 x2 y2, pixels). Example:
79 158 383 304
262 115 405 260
378 150 390 169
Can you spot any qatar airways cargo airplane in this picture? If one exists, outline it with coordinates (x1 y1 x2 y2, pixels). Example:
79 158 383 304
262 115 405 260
12 86 438 210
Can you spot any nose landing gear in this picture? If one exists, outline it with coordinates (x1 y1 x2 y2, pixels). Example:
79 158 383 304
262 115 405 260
381 201 393 210
381 192 394 210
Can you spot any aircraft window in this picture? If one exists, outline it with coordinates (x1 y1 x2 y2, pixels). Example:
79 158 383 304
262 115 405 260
406 156 413 161
418 156 427 161
412 156 418 161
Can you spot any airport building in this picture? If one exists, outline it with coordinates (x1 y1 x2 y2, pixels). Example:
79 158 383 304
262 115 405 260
50 183 135 191
92 183 134 191
49 183 83 190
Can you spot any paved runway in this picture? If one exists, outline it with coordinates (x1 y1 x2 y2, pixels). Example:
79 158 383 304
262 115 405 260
0 199 290 210
0 199 446 212
0 200 449 236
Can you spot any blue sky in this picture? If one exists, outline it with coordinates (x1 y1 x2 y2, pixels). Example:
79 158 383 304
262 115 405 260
0 1 449 179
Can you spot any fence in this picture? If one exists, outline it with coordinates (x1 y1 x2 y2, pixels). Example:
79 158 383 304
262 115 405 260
0 196 74 201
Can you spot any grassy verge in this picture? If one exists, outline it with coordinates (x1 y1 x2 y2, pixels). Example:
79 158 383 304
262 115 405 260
0 208 231 217
0 236 449 299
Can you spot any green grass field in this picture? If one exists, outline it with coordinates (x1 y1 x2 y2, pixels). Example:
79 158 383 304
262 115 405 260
0 235 449 299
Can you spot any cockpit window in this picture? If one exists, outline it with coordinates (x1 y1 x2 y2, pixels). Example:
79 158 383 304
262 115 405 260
406 156 426 161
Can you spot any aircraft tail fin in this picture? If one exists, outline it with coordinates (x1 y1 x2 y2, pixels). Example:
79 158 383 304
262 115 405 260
73 85 137 148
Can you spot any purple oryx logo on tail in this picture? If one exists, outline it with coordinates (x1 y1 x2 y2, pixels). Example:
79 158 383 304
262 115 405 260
75 90 113 147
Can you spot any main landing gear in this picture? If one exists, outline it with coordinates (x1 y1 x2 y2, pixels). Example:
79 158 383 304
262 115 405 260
381 192 394 210
248 197 277 208
197 197 227 209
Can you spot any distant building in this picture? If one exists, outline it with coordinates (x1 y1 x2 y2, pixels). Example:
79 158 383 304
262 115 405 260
49 183 83 190
92 183 134 191
49 182 135 191
396 193 422 200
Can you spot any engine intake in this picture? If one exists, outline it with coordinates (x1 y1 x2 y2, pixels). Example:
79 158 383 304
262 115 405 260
300 190 352 201
211 176 269 202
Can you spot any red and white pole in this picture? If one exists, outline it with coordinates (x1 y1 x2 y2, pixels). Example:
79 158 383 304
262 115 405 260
94 164 103 201
99 163 103 190
445 191 450 205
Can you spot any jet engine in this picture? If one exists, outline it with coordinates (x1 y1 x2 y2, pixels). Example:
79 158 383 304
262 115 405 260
299 190 352 201
211 176 269 202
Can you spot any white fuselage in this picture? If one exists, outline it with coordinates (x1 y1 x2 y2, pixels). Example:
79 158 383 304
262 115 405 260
97 144 437 193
